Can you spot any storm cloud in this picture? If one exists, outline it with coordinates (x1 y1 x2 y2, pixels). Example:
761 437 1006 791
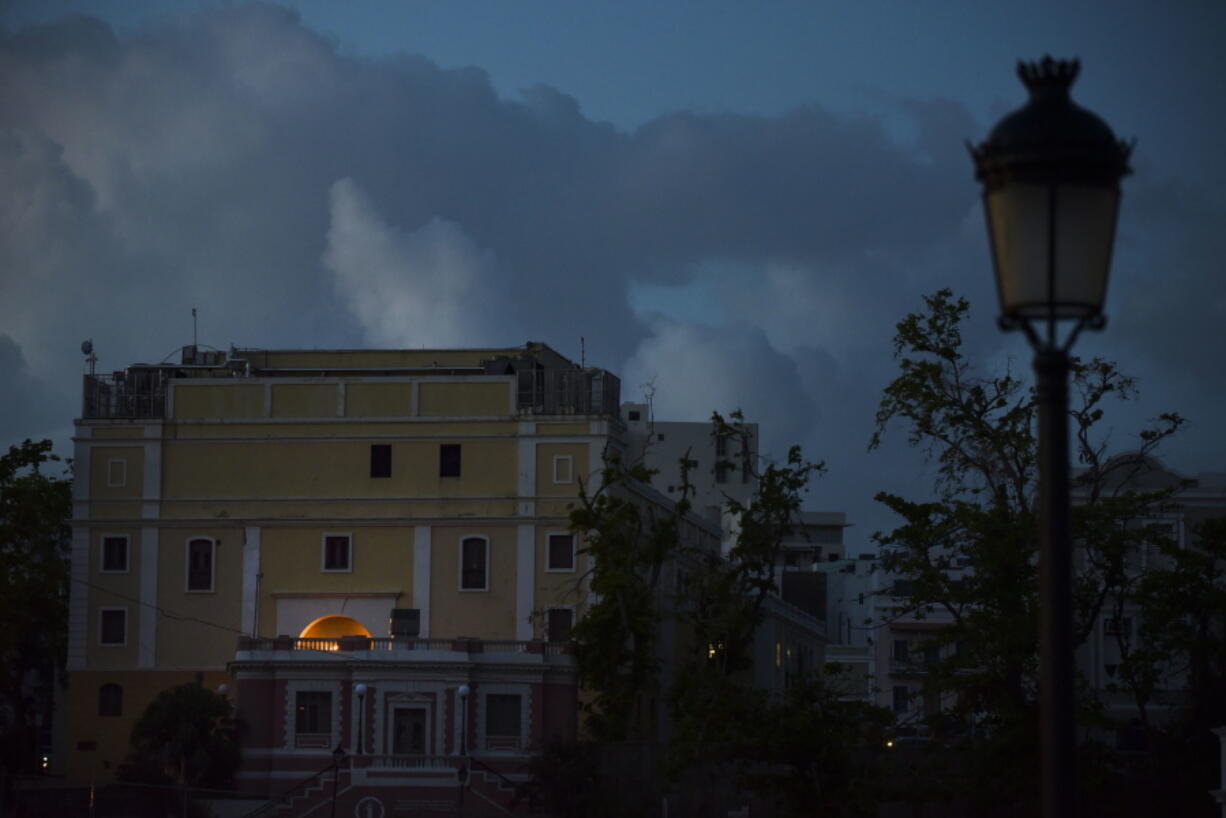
2 4 1220 539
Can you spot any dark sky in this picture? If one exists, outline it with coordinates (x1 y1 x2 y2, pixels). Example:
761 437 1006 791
2 1 1223 547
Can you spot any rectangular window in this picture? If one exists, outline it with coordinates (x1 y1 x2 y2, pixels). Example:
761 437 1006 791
893 640 910 662
186 538 215 591
101 535 128 573
106 458 127 488
392 707 427 754
892 685 909 714
552 455 573 484
485 694 522 749
370 444 392 478
440 444 461 477
547 608 573 641
295 691 332 736
460 537 488 590
98 684 123 717
99 608 126 646
716 436 728 457
323 534 352 572
546 533 575 572
715 463 729 484
627 410 641 421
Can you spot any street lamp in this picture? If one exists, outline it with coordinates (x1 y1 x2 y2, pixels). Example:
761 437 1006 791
354 684 367 755
457 685 470 757
329 744 346 818
457 685 471 813
970 57 1131 818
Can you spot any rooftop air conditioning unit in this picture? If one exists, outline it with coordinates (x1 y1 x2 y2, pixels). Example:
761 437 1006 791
389 608 420 638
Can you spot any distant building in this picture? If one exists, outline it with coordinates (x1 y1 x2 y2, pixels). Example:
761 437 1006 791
825 455 1226 741
1071 456 1226 729
620 401 759 553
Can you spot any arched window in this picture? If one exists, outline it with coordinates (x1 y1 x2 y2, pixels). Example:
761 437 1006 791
186 537 216 592
460 536 488 591
99 683 123 717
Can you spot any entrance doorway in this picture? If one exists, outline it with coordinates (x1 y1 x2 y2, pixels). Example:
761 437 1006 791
391 707 428 754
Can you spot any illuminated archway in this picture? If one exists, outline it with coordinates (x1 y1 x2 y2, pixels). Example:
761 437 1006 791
299 615 372 639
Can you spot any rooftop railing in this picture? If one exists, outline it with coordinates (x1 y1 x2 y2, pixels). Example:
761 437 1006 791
82 368 168 419
517 367 620 417
236 636 575 656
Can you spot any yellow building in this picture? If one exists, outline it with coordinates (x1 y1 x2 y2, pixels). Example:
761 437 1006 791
68 342 625 806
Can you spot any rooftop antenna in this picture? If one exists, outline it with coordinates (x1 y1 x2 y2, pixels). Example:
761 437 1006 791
580 336 585 368
192 307 198 348
81 339 96 377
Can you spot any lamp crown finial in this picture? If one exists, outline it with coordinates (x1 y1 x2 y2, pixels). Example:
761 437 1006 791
1016 56 1080 99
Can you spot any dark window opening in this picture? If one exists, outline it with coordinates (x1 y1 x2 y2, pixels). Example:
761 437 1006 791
370 444 392 478
628 410 641 421
99 684 123 716
100 609 125 645
295 691 331 735
547 534 575 571
324 536 351 571
392 708 427 754
547 608 573 641
440 444 461 477
102 536 127 572
187 538 214 591
485 694 522 745
461 537 487 590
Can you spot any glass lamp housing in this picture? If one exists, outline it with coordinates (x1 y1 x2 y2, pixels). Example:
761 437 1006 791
971 57 1131 328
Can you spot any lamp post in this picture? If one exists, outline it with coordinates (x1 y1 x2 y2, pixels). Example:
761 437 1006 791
970 57 1131 818
354 684 367 755
329 744 346 818
457 685 470 813
457 684 470 757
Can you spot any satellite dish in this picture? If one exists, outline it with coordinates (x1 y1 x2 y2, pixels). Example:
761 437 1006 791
81 340 93 355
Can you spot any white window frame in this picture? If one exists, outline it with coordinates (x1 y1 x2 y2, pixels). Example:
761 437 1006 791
544 605 576 641
552 455 574 484
459 535 490 591
100 534 130 574
321 533 353 573
185 537 217 593
106 458 127 488
545 531 577 573
98 606 127 647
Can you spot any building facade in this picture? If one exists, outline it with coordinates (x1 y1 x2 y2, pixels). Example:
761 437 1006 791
68 342 624 811
620 401 759 553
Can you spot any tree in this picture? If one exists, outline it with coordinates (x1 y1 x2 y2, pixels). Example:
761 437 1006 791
666 413 825 764
117 678 239 788
868 290 1190 808
568 448 695 740
0 439 70 777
